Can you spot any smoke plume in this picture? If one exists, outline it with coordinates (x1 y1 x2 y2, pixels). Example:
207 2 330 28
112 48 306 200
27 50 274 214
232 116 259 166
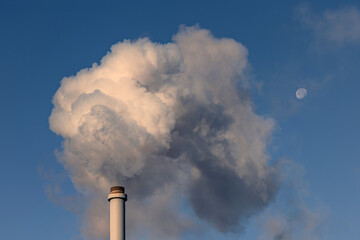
258 159 327 240
49 26 278 239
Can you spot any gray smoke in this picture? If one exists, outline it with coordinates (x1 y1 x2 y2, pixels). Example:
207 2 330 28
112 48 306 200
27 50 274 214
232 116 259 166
257 159 327 240
49 26 278 239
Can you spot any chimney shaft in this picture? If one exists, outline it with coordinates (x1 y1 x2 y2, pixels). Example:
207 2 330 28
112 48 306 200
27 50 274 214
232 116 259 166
108 186 127 240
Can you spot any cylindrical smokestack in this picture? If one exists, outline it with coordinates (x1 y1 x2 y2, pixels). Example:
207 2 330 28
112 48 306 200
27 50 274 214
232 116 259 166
108 186 127 240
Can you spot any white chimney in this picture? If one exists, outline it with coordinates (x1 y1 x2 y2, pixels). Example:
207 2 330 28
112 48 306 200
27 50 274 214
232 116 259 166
108 186 127 240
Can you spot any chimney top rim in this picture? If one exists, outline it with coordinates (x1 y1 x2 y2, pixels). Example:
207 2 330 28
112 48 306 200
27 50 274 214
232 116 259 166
110 186 125 193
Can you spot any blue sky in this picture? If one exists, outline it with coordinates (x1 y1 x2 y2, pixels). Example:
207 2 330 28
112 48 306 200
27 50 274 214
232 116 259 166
1 0 360 239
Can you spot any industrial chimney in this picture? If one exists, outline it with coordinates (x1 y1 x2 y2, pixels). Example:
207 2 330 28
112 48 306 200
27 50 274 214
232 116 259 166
108 186 127 240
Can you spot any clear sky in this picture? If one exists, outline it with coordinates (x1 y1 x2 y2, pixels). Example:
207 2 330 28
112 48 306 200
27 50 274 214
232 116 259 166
1 0 360 239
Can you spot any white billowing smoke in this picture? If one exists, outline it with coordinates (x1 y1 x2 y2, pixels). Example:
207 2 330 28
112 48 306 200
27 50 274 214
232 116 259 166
49 26 278 239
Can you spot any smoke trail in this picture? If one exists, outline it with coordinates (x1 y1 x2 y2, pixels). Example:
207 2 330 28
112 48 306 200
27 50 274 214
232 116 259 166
257 159 327 240
49 26 278 239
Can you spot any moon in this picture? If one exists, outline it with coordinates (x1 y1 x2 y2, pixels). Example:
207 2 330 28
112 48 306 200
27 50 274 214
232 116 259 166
296 88 307 99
